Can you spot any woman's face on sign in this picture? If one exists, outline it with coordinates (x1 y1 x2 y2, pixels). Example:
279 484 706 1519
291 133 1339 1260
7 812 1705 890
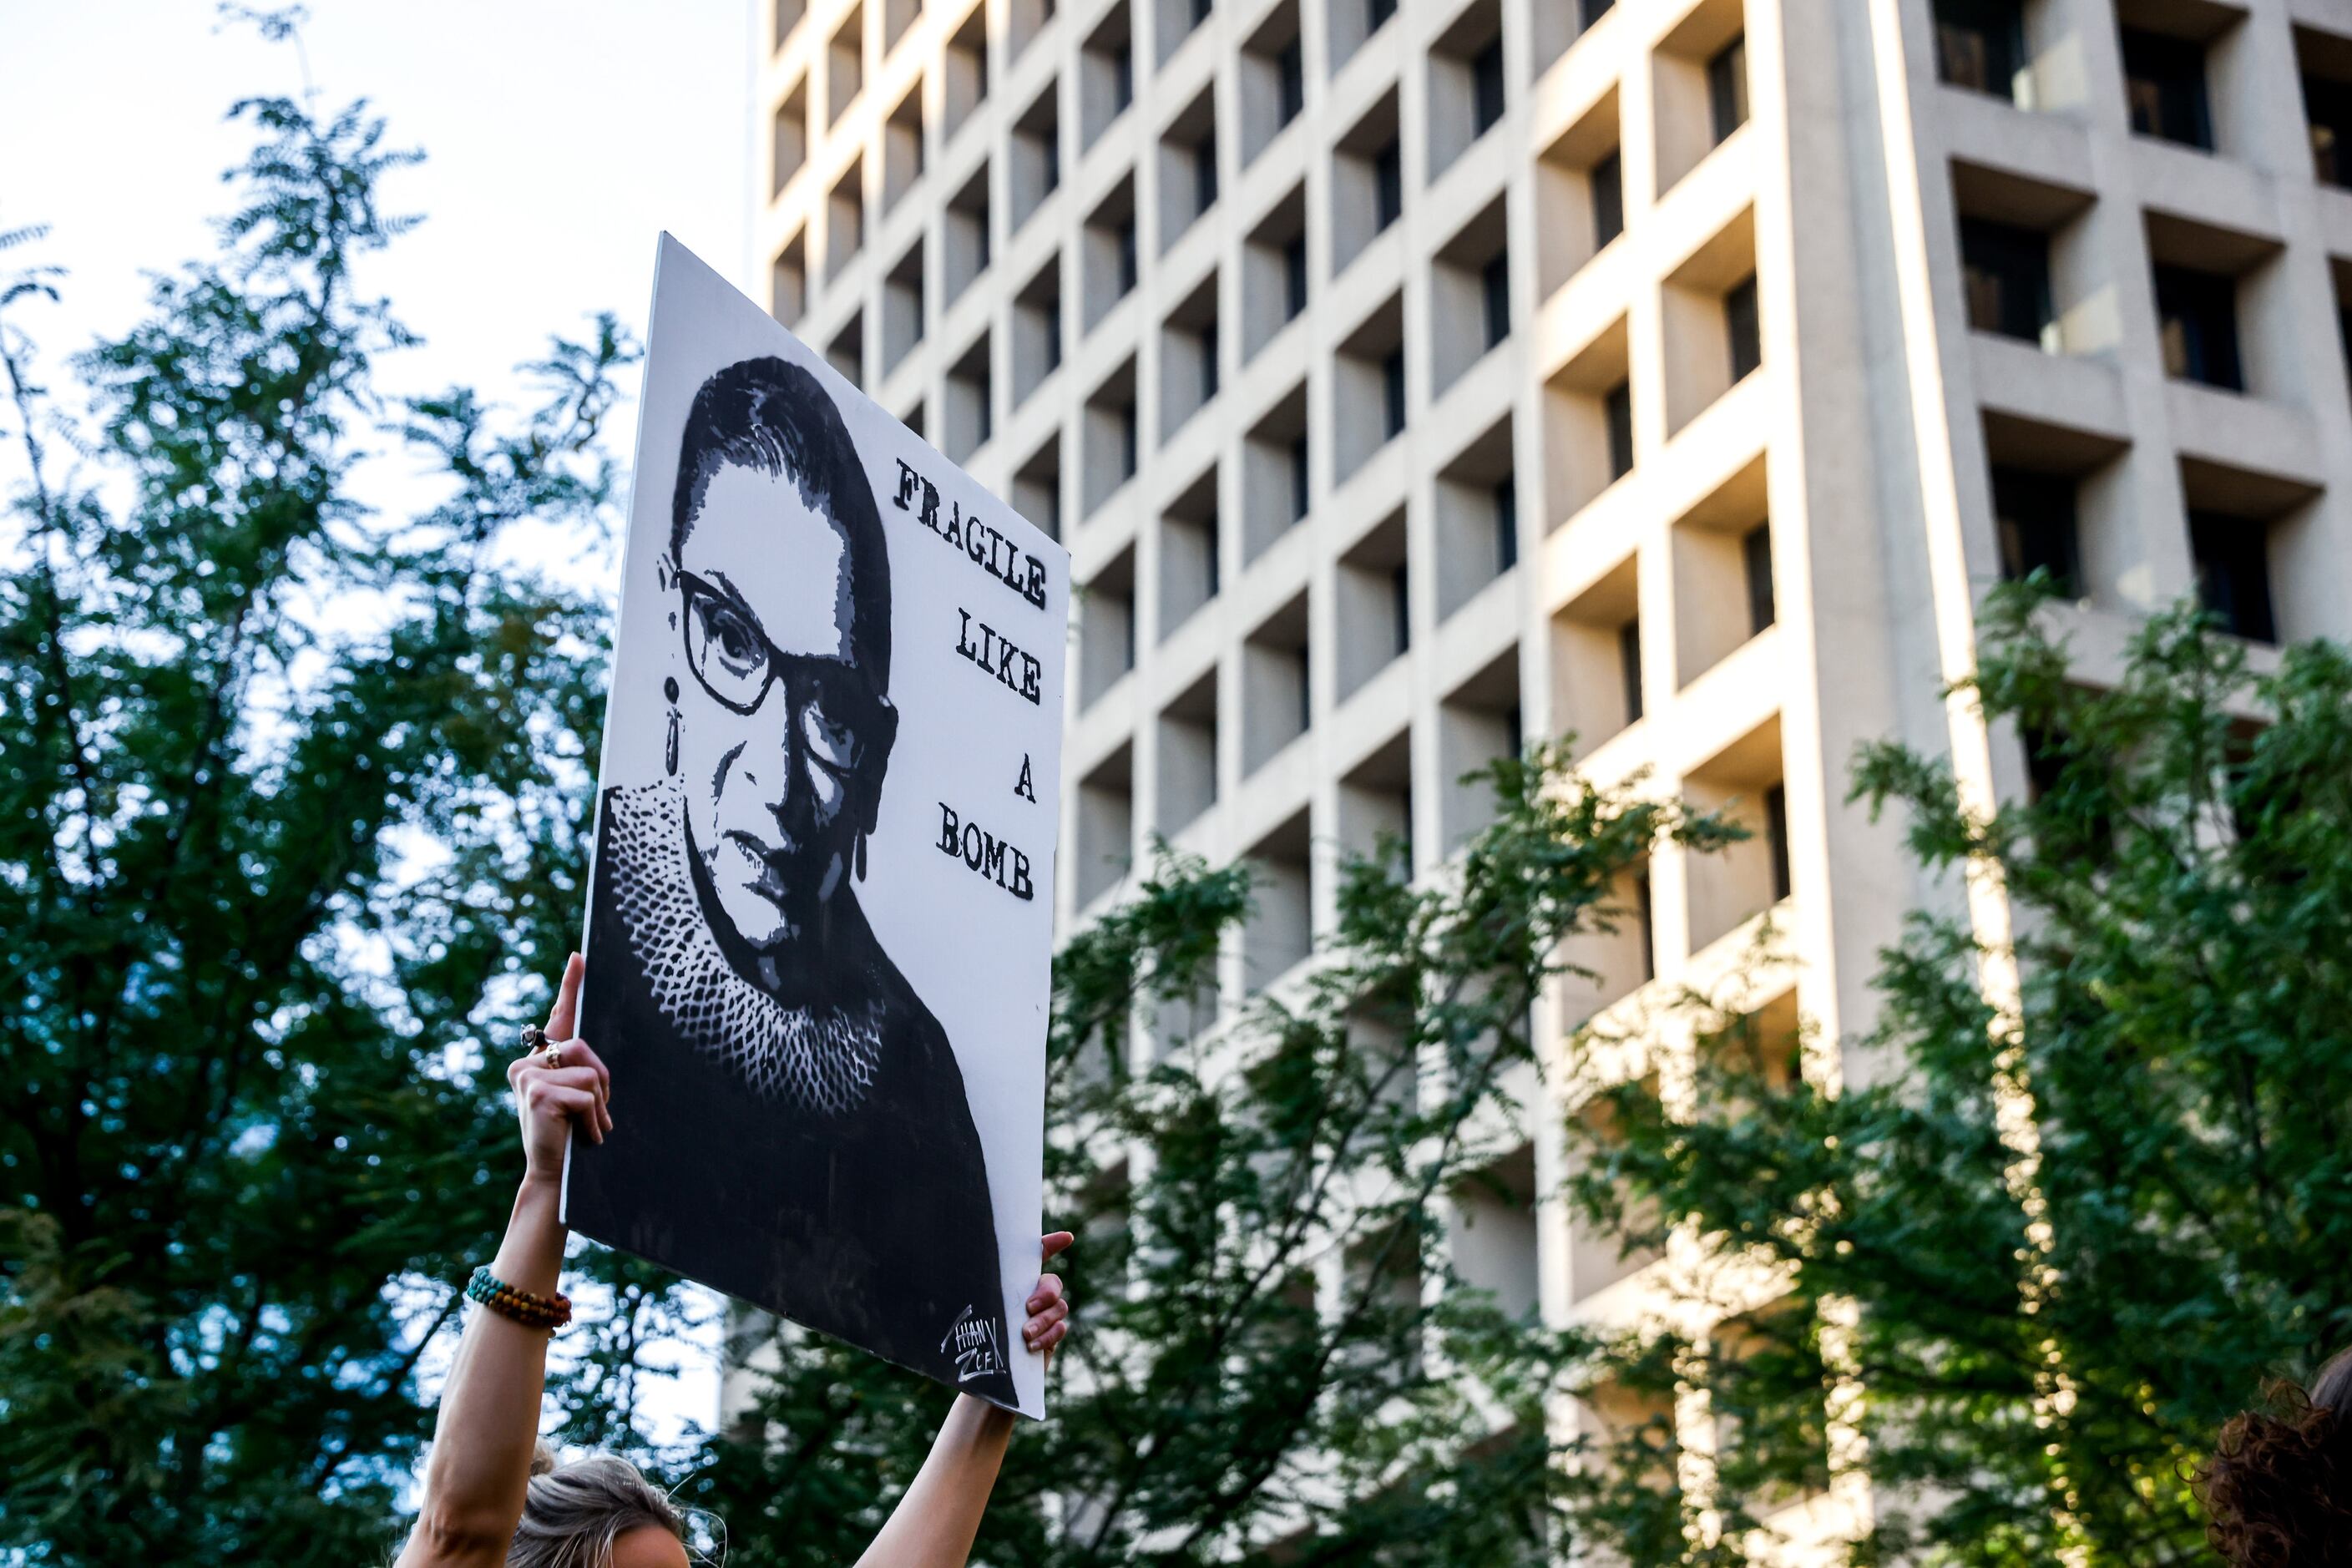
674 462 878 953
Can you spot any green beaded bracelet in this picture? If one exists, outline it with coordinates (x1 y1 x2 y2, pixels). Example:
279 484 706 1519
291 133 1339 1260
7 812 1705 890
467 1265 573 1332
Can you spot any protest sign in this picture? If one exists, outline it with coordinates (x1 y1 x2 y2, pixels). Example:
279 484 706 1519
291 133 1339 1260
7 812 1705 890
566 235 1067 1417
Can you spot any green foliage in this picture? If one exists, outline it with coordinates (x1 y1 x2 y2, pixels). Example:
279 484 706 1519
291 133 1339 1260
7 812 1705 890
1560 585 2352 1565
0 95 634 1562
683 755 1732 1565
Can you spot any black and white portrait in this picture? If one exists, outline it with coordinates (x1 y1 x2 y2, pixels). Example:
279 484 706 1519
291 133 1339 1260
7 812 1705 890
567 238 1065 1415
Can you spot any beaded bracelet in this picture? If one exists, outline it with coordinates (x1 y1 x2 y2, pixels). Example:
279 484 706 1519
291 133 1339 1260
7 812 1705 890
467 1265 573 1332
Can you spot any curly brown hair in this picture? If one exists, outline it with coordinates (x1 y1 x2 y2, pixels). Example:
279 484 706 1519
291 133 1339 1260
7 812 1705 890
2197 1348 2352 1566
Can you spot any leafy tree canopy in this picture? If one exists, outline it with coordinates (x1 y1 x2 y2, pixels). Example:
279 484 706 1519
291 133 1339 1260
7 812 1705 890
0 92 636 1561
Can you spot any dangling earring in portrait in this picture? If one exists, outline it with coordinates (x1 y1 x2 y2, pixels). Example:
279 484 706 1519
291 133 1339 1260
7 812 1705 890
658 552 682 778
855 830 868 882
664 675 681 777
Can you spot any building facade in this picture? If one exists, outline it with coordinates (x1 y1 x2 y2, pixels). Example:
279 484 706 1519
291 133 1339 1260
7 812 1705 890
751 0 2352 1540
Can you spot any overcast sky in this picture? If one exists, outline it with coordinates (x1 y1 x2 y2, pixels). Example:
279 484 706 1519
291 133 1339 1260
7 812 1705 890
1 0 757 1444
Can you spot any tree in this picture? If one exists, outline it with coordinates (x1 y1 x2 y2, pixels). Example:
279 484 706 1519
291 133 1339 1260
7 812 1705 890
0 92 641 1561
1559 587 2352 1565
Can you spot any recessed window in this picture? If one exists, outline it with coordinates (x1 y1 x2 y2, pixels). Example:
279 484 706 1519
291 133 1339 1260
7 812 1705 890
2122 28 2213 150
1592 151 1625 247
1369 0 1396 31
1482 250 1512 348
1080 3 1136 142
1743 521 1775 634
1960 217 2053 342
1381 347 1407 438
1376 139 1404 228
1764 785 1792 902
1604 380 1634 480
1284 235 1309 320
2153 263 2243 391
1618 616 1644 723
1990 466 2081 595
1726 275 1761 381
1935 0 2027 102
2189 510 2278 642
1708 36 1750 144
1494 476 1519 573
1472 38 1507 135
2307 69 2352 187
1581 0 1613 27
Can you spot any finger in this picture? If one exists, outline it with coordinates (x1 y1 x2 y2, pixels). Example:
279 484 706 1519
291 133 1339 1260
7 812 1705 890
547 951 585 1042
1034 1320 1068 1354
1025 1274 1065 1314
1040 1231 1075 1263
535 1065 605 1098
560 1035 613 1104
1024 1298 1071 1341
523 1080 604 1142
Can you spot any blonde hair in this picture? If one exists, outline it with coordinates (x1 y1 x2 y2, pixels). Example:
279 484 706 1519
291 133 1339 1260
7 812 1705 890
505 1443 690 1568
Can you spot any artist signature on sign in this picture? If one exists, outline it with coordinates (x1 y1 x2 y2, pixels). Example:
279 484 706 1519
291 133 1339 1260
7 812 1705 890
941 1304 1008 1383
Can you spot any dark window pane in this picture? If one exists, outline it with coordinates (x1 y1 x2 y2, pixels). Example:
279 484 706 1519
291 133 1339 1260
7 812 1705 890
1495 477 1518 572
1764 784 1791 902
1201 322 1220 402
1289 434 1311 520
1194 138 1218 213
1043 129 1061 194
1990 466 2081 596
1604 380 1634 480
1191 0 1211 27
1119 403 1138 478
2122 28 2213 150
1391 562 1410 653
1581 0 1615 28
1727 274 1762 380
1114 48 1134 111
1473 39 1507 134
1960 216 2054 341
1933 0 2026 100
2308 73 2352 186
1381 348 1406 438
1278 39 1305 124
1592 151 1625 246
1709 37 1750 144
1743 520 1775 634
1118 220 1138 294
1618 616 1644 723
2190 510 2278 643
1633 871 1656 980
1283 235 1309 320
2152 263 2243 391
1368 0 1396 32
1482 251 1512 347
1374 139 1404 229
1205 518 1222 597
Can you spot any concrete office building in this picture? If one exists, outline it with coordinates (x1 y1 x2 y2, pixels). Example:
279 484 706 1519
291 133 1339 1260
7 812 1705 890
751 0 2352 1541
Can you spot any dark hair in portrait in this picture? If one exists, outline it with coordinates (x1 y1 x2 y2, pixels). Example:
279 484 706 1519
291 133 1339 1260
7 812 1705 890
670 356 892 688
569 351 1016 1407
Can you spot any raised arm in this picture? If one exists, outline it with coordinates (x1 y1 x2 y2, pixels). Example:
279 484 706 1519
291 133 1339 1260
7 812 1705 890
397 954 613 1568
852 1232 1075 1568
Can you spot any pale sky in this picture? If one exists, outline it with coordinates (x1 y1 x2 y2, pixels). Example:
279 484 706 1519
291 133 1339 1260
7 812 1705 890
2 0 751 416
1 0 758 1447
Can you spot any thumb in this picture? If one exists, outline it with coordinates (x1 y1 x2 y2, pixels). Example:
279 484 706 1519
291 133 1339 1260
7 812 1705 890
1040 1230 1075 1263
549 951 585 1041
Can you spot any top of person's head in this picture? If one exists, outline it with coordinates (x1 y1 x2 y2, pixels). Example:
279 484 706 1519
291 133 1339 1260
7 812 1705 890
670 354 891 690
505 1443 701 1568
2198 1347 2352 1567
